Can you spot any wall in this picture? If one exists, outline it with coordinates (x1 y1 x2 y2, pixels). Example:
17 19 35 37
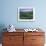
0 0 46 43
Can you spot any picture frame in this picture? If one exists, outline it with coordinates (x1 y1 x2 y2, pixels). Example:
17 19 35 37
18 7 35 21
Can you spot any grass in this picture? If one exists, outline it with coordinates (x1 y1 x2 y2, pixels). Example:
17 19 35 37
20 11 33 19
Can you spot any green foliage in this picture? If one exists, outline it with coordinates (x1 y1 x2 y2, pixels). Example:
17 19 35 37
20 11 33 19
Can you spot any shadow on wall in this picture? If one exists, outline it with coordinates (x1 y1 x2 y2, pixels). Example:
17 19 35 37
0 24 7 43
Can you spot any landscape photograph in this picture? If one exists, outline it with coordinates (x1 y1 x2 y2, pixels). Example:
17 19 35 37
20 8 33 19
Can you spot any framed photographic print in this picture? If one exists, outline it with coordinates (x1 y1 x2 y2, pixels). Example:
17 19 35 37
18 7 35 21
